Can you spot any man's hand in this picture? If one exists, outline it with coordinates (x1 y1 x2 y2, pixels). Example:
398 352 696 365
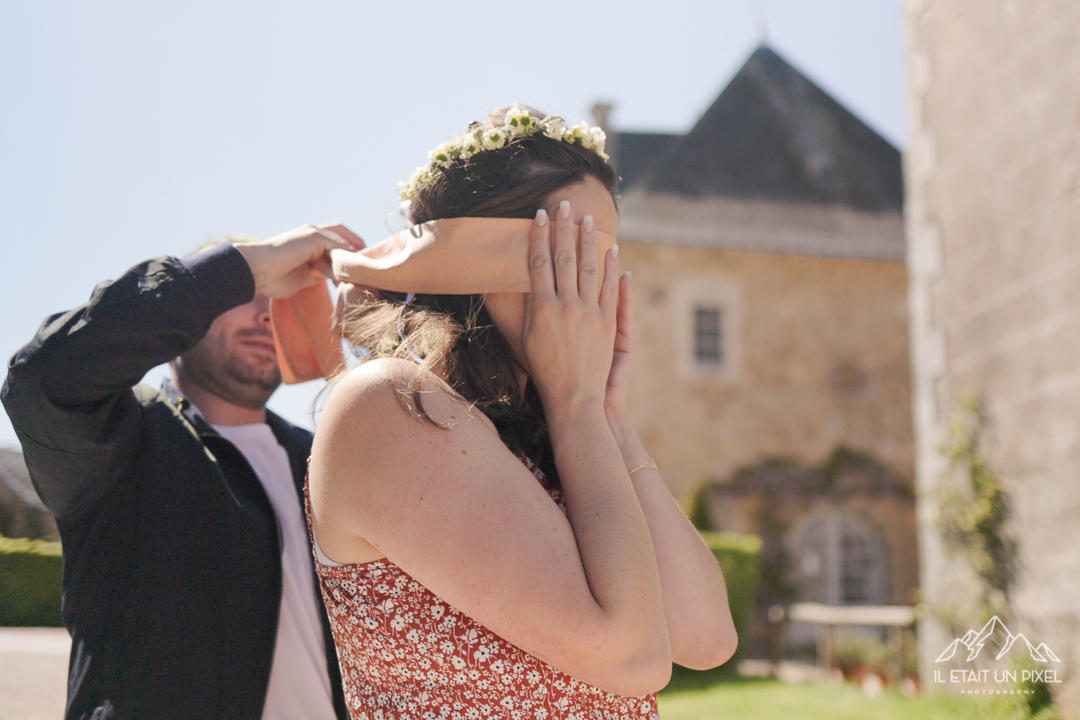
234 224 364 299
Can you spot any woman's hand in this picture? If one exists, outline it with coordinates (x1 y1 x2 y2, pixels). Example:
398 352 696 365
604 272 634 418
522 200 621 418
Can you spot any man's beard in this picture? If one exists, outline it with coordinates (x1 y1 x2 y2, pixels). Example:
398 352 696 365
222 347 281 394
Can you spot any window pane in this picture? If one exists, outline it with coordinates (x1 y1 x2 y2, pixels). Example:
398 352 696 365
693 307 722 365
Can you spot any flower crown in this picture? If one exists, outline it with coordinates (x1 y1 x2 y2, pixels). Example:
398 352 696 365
397 107 610 201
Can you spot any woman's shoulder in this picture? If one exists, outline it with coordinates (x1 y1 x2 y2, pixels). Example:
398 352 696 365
311 357 505 503
320 358 494 444
329 357 447 409
335 356 428 392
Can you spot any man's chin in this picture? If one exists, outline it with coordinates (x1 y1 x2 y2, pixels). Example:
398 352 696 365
225 359 282 395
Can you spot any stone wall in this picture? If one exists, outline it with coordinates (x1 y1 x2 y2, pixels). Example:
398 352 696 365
904 0 1080 712
619 241 913 503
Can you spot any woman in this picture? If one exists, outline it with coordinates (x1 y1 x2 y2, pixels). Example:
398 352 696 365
306 105 737 719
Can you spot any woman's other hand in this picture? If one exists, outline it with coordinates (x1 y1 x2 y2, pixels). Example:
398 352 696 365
603 271 634 418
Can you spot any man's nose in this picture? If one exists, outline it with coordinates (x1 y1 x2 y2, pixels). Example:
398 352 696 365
253 294 272 325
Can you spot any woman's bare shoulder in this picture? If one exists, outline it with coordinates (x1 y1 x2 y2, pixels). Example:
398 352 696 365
315 358 497 470
324 358 436 415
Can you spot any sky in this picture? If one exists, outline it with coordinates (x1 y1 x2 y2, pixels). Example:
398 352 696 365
0 0 906 449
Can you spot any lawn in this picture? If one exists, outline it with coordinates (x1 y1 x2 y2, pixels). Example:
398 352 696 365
657 679 1057 720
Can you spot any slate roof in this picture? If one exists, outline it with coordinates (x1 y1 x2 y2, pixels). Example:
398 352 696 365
614 132 679 191
616 46 903 213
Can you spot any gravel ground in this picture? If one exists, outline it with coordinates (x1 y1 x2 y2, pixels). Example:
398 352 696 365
0 628 69 720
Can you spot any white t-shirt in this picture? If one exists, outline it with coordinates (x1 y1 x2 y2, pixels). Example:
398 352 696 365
211 422 336 720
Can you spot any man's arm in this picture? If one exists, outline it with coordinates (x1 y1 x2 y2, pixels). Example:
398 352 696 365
1 243 256 520
1 224 357 521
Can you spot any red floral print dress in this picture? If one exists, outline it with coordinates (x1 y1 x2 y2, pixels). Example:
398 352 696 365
306 458 660 720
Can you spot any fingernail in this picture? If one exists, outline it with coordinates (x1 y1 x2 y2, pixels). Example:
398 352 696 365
610 244 619 259
582 215 595 233
558 200 571 219
535 208 548 227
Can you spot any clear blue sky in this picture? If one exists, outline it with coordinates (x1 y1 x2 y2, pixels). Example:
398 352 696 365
0 0 905 448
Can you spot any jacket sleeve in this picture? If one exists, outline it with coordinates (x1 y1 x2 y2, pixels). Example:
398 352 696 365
1 242 256 520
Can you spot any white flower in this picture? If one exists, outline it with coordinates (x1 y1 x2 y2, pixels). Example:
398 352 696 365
482 129 506 150
474 644 491 662
451 655 466 670
567 122 589 144
505 107 533 134
588 127 607 153
542 117 566 140
458 135 480 160
428 143 456 167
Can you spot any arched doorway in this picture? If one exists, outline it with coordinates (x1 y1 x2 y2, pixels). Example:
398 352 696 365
789 510 889 607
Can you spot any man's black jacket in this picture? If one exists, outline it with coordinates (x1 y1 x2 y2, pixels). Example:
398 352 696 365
1 243 348 720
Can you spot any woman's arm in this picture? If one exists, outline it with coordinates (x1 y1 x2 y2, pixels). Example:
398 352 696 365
603 272 738 670
310 205 670 696
609 415 738 669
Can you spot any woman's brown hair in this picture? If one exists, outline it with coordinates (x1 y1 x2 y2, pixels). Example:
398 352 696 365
340 105 617 483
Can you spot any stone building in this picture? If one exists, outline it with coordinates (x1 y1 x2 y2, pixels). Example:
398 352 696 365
904 1 1080 712
603 46 918 644
0 447 58 541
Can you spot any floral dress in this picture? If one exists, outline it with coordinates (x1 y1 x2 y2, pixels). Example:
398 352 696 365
306 458 660 720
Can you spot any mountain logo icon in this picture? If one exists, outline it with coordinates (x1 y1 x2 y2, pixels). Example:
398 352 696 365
935 616 1062 664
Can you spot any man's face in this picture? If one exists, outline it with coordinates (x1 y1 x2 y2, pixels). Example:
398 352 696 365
173 294 281 410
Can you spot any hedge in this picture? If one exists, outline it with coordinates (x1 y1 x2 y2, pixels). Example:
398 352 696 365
0 528 763 661
665 531 762 691
0 534 63 627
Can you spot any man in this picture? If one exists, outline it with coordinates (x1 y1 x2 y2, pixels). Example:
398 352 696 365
2 226 359 720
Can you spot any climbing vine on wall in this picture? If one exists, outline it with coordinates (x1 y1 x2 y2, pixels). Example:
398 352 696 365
936 397 1016 620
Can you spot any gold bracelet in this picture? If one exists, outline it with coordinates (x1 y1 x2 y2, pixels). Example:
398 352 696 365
627 458 658 475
